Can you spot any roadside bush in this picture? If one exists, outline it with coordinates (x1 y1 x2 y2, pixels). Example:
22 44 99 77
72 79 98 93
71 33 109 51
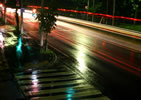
40 48 56 62
0 18 4 25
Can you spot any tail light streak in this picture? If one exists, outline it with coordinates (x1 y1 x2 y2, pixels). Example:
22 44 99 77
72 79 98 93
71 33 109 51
51 30 141 77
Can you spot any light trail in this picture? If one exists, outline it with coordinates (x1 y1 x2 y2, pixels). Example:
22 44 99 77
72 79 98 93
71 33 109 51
51 30 141 77
28 5 141 22
5 7 141 77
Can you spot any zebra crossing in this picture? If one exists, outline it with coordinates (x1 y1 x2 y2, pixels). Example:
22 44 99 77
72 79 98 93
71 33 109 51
15 66 110 100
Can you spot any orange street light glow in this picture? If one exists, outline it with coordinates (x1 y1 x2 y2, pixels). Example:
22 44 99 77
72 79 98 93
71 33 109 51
0 4 3 7
32 9 37 13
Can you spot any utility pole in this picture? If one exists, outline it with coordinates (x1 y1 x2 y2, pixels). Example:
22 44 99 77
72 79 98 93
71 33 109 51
21 0 24 34
39 0 44 47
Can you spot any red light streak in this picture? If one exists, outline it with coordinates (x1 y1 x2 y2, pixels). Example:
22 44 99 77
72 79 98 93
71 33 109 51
52 30 141 77
27 5 141 22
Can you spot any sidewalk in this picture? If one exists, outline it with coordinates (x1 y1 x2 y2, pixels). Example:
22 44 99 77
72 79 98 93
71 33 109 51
0 25 25 100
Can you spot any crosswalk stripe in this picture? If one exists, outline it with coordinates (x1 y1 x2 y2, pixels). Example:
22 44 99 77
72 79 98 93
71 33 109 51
15 67 110 100
78 96 110 100
16 69 67 76
16 71 75 79
19 78 83 86
23 82 86 92
17 73 76 81
31 95 110 100
21 80 86 91
25 85 100 97
29 92 104 100
28 89 102 98
18 75 82 85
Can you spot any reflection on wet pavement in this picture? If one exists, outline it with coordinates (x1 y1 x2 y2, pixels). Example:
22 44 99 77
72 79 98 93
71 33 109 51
49 21 141 77
15 66 110 100
75 45 88 74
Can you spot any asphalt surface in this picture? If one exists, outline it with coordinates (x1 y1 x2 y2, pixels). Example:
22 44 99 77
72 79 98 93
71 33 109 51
0 25 110 100
2 9 141 100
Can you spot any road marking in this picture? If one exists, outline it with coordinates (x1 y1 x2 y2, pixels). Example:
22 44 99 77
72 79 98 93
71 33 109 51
15 66 110 100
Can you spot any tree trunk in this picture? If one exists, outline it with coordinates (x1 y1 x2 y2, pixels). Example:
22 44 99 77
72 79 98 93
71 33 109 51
15 8 19 33
106 0 109 24
39 23 44 47
0 7 2 18
112 0 116 26
134 8 138 25
92 0 95 22
39 0 44 47
4 5 7 24
45 33 48 50
87 0 89 20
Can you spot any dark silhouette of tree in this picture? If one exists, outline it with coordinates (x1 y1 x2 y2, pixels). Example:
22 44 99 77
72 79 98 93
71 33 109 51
36 0 58 49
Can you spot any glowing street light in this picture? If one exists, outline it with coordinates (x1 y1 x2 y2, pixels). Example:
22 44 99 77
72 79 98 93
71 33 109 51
32 9 37 18
32 9 37 13
0 4 3 7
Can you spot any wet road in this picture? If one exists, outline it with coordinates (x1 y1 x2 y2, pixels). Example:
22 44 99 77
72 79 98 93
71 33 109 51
23 20 141 100
47 21 141 100
6 9 141 100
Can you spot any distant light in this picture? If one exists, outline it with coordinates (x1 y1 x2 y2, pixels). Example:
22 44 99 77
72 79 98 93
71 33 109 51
32 9 37 13
0 4 3 7
28 5 141 21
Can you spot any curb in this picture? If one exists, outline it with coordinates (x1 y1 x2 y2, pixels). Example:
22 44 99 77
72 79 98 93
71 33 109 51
57 16 141 41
